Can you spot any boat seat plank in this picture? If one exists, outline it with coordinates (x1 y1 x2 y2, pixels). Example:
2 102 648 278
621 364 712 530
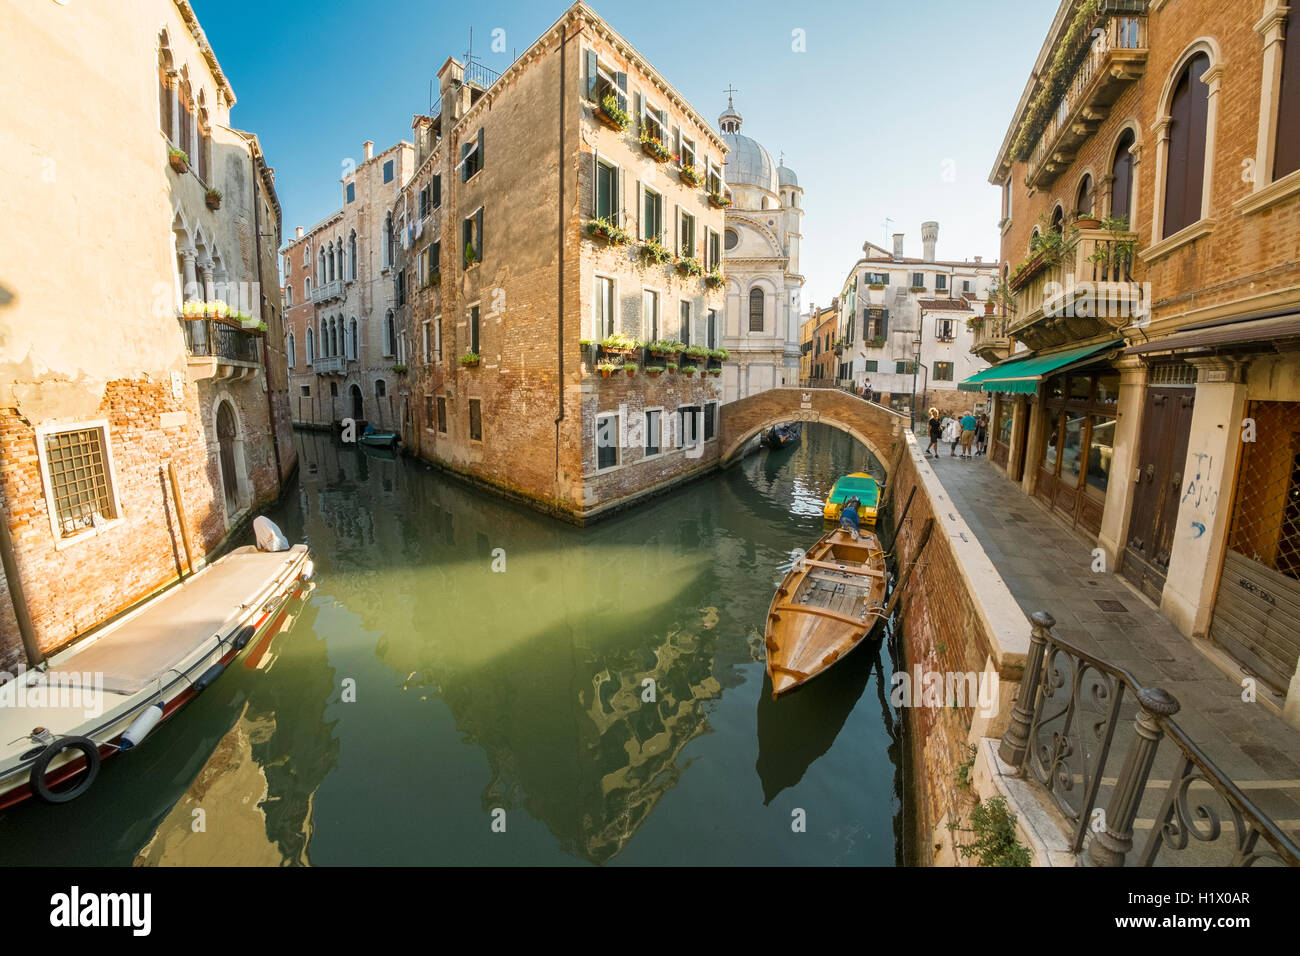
774 603 880 630
799 558 884 578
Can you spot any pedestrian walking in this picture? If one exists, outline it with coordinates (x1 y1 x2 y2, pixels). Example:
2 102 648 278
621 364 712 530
960 410 977 459
943 415 960 456
926 407 942 458
975 414 988 456
865 379 873 403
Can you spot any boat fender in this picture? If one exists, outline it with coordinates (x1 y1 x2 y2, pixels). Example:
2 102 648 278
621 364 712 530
231 625 256 650
299 558 314 582
30 736 101 804
119 702 165 751
193 660 227 692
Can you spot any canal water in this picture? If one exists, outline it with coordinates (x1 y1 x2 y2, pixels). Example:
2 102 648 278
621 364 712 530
0 424 902 866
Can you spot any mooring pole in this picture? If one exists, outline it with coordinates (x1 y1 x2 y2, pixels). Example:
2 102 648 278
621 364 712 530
166 461 196 577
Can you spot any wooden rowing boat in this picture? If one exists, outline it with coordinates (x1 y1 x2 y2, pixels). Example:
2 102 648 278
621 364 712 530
764 527 889 699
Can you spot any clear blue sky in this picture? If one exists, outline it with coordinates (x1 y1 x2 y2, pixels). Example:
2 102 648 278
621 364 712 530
192 0 1057 307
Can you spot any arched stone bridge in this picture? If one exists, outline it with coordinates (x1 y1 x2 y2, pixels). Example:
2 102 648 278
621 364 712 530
719 387 909 473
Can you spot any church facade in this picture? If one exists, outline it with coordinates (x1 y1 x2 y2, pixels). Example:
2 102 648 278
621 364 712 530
718 98 804 403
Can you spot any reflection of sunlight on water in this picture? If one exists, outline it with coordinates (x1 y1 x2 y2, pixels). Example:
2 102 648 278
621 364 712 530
789 474 827 518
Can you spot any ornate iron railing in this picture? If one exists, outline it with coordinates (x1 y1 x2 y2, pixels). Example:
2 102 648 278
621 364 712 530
183 319 260 364
1000 610 1300 866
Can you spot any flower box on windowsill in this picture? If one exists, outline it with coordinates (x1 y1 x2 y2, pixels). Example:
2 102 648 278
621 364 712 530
704 269 725 289
674 256 703 278
460 352 481 368
595 95 631 132
638 238 672 266
679 164 705 188
168 149 188 172
640 129 675 163
586 217 632 245
707 191 731 209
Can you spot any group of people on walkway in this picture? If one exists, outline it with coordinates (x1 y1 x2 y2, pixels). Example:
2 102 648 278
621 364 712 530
926 407 987 460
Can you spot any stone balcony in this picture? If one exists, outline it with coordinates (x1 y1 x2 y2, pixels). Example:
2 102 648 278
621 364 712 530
182 318 260 381
970 313 1012 363
1006 227 1143 352
311 279 343 304
313 354 346 375
1026 10 1148 189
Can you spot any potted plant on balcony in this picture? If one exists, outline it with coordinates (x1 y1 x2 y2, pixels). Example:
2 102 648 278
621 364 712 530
1074 212 1101 230
704 268 725 289
392 364 408 374
639 127 675 163
460 351 481 367
681 345 709 367
596 362 619 378
707 367 722 377
707 189 732 209
586 216 632 245
708 348 729 363
648 339 684 359
168 147 188 172
681 365 697 377
205 188 222 211
596 93 631 132
645 365 665 378
966 316 984 331
674 256 703 278
666 363 679 375
865 335 886 349
623 362 637 378
679 162 705 188
638 237 671 266
182 300 205 320
464 241 479 269
599 332 642 358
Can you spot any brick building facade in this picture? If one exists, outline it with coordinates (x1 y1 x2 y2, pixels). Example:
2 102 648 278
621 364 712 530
388 3 726 521
983 0 1300 718
0 0 292 669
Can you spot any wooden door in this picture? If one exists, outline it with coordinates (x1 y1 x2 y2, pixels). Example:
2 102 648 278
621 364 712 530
217 402 238 513
1122 387 1195 600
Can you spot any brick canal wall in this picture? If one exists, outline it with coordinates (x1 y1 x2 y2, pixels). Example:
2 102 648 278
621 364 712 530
886 430 1031 865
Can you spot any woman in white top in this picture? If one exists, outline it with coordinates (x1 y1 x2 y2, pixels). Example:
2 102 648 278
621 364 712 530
942 416 961 456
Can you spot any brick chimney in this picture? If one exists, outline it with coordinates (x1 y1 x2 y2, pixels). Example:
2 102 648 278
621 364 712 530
922 221 939 263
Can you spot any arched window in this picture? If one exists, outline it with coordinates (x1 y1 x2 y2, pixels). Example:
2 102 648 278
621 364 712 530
1050 205 1064 233
177 73 194 160
195 91 210 183
327 243 336 282
748 288 765 332
385 310 396 355
1111 129 1136 225
318 248 326 286
306 328 315 365
1075 174 1094 218
1273 11 1300 180
348 231 357 281
348 318 358 359
287 331 296 369
383 213 394 269
376 379 387 399
1163 53 1211 237
285 285 292 307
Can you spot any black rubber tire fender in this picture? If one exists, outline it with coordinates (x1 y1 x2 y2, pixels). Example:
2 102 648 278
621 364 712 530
30 736 101 804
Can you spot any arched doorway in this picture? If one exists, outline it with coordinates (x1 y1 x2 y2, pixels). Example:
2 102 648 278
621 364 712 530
350 384 363 420
216 401 239 514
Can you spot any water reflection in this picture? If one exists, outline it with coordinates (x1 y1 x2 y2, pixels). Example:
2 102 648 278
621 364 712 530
0 425 901 866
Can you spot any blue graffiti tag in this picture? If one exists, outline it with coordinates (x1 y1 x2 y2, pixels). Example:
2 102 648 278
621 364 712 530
1191 521 1207 538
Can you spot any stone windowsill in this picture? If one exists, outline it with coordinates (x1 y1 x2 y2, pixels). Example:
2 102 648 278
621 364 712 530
1234 168 1300 216
1139 218 1217 265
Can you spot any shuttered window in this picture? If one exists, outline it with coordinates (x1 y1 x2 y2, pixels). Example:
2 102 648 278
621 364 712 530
748 288 764 332
1275 11 1300 180
1162 54 1211 237
1111 128 1136 224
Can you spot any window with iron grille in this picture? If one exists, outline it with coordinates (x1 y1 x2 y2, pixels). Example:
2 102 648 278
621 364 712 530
43 426 117 537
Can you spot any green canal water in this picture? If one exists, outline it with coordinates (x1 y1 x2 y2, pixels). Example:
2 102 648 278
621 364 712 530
0 425 902 866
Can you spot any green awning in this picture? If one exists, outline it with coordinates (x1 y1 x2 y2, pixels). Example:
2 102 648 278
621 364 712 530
962 340 1123 394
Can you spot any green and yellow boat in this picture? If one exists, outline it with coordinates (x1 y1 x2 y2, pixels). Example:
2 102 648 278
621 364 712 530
822 472 880 526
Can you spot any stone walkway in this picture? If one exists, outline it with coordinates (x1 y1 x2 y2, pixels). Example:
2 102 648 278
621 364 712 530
923 445 1300 855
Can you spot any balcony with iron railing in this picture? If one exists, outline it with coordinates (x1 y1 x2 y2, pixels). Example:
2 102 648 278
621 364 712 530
1026 10 1148 189
182 318 261 381
1006 226 1142 351
311 279 343 304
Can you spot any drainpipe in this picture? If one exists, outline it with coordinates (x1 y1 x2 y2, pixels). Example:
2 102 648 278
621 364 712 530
249 139 285 496
554 23 570 491
0 498 43 666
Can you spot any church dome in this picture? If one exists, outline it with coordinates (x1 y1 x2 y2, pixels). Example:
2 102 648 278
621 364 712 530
777 164 798 187
721 133 779 193
718 97 779 195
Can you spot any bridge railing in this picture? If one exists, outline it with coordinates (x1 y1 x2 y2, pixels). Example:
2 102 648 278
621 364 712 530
999 610 1300 866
